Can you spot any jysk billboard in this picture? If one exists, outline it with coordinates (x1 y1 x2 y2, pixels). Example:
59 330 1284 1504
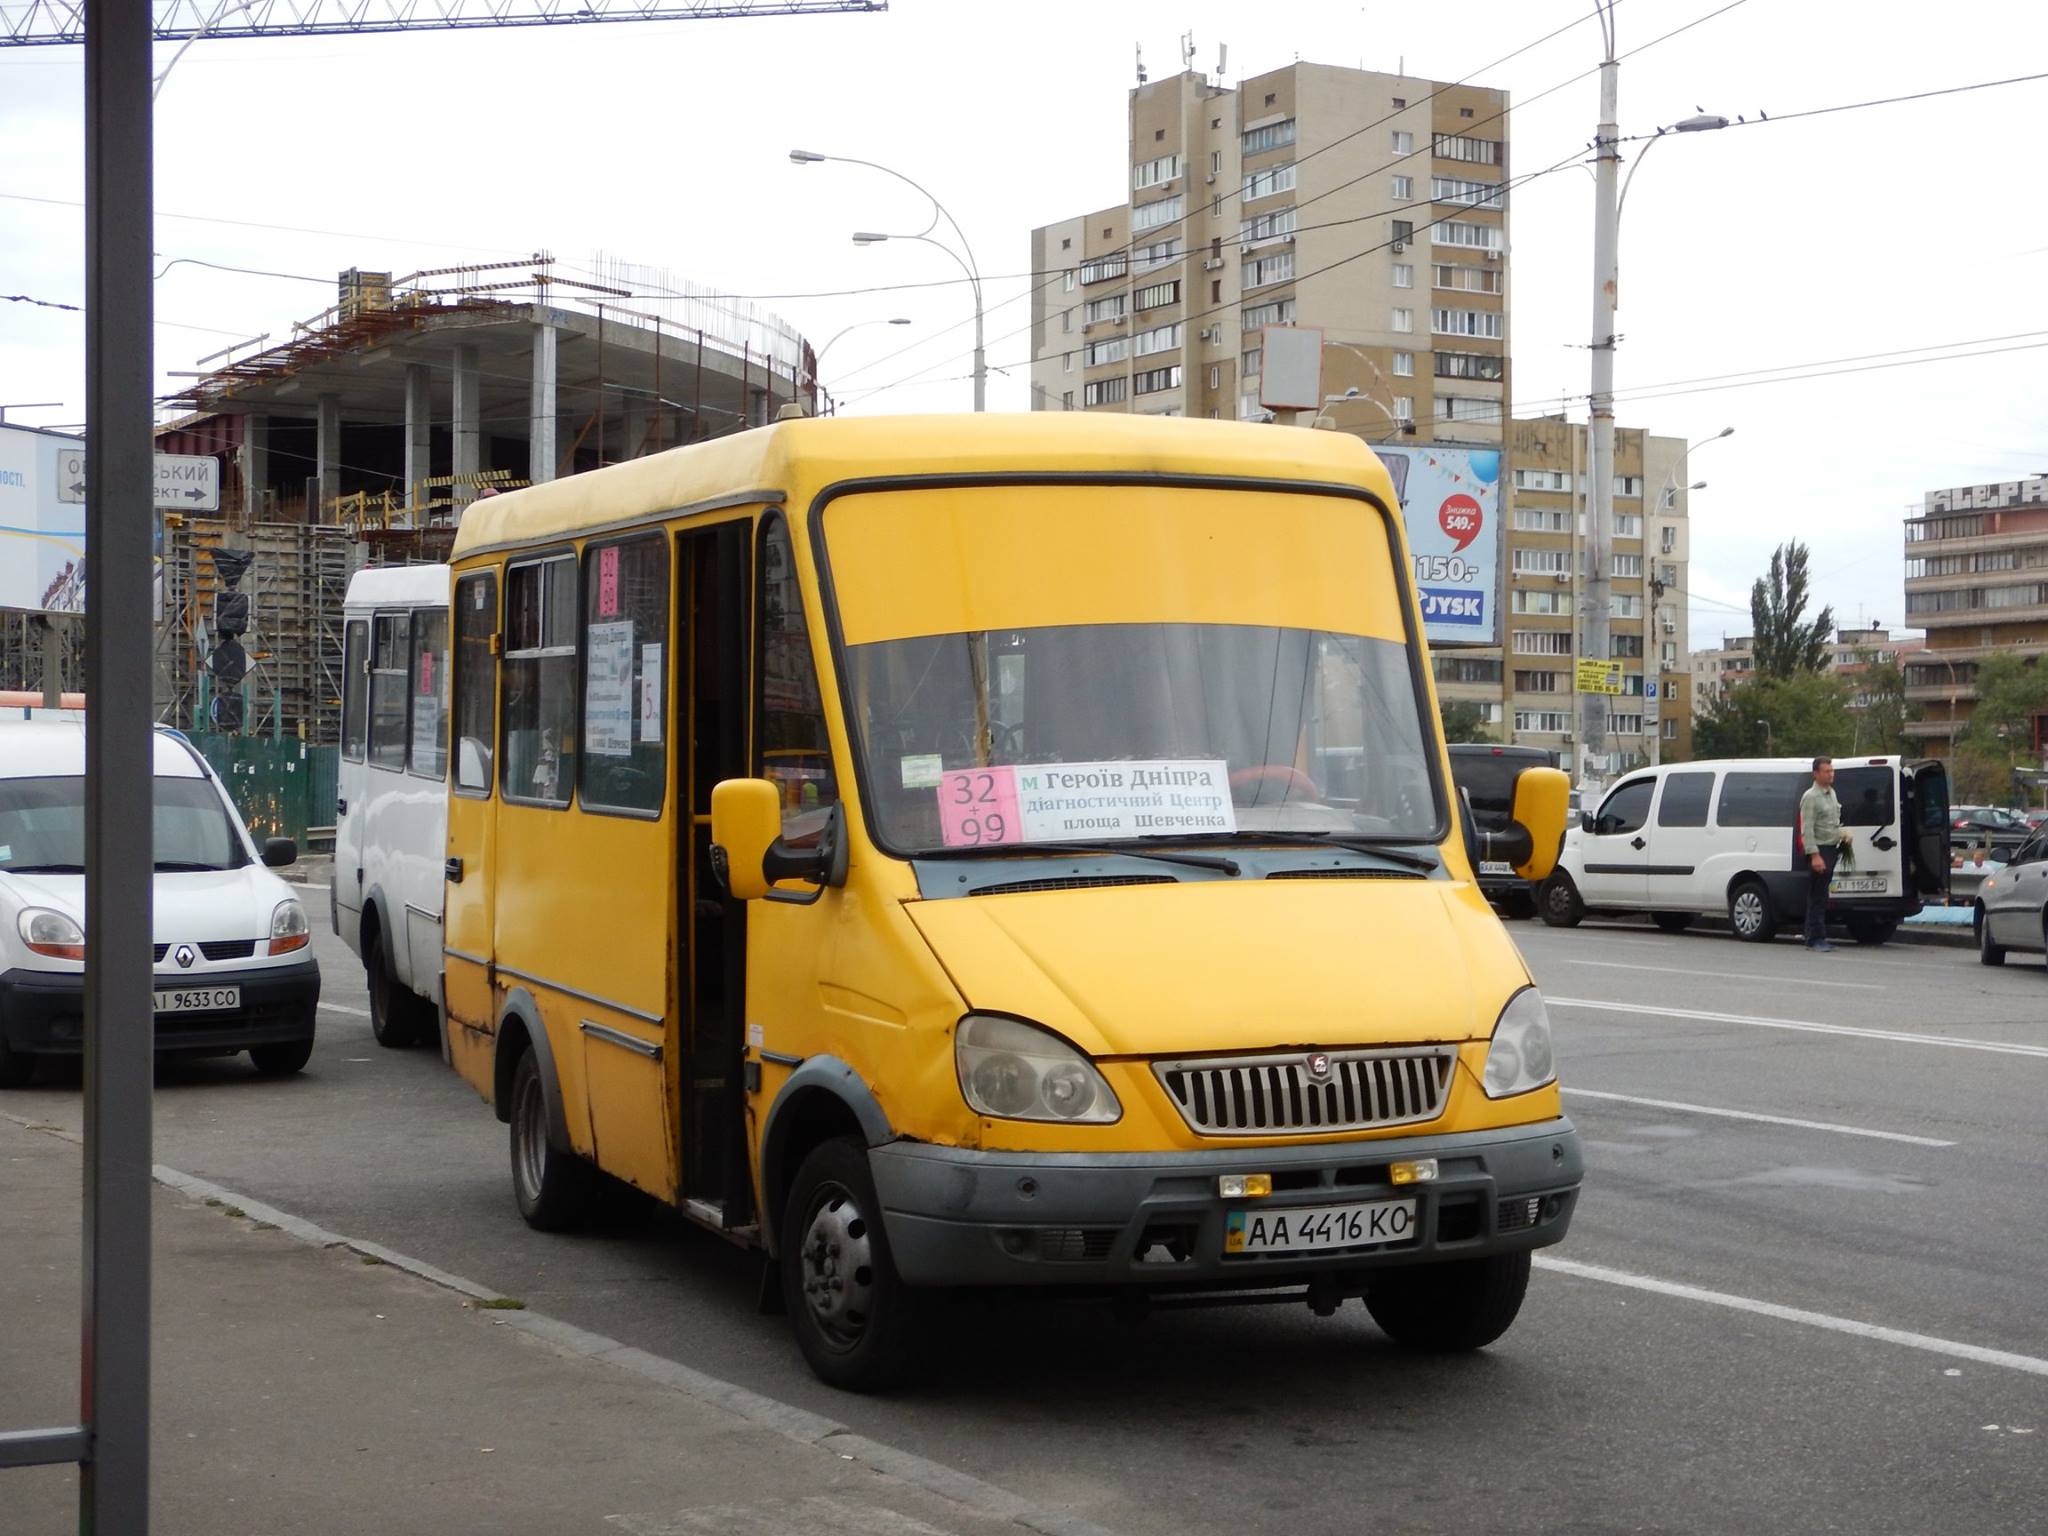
1375 444 1502 646
0 424 86 615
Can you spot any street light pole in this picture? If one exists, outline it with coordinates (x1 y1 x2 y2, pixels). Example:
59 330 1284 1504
808 317 911 414
793 149 985 411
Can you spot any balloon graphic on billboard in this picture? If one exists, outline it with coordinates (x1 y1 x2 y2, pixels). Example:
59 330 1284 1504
1377 446 1501 645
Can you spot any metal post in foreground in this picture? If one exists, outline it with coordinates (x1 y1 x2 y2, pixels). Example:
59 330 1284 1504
1581 2 1621 789
83 0 156 1522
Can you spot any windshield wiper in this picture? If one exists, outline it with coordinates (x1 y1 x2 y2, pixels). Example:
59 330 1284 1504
1188 831 1440 873
3 862 86 873
153 860 232 873
924 841 1241 876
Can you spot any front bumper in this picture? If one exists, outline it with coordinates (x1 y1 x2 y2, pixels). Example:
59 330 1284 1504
0 959 321 1057
869 1117 1581 1288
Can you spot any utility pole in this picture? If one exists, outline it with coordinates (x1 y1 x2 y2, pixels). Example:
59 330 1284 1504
1581 2 1621 790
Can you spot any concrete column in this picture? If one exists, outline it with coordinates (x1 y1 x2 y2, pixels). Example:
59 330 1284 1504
403 364 432 513
241 413 268 520
530 321 558 484
451 344 480 510
622 392 650 460
314 393 340 521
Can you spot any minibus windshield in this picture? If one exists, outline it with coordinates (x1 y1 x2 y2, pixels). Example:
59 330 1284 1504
846 621 1437 854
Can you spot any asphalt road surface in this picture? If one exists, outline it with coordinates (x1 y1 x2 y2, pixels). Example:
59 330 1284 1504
10 904 2044 1536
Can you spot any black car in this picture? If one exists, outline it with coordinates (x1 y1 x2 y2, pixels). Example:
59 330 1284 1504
1950 804 2034 862
1449 743 1560 920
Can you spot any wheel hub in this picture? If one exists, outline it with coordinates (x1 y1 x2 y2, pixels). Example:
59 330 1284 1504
798 1185 874 1345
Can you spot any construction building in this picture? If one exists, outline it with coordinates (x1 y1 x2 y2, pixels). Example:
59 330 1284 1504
1903 476 2048 754
1029 58 1509 442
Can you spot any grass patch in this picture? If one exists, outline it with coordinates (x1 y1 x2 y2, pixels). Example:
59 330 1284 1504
203 1197 223 1209
221 1206 246 1220
473 1297 527 1311
359 1255 385 1266
250 1220 278 1232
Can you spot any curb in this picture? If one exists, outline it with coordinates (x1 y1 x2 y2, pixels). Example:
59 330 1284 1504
5 1117 1118 1536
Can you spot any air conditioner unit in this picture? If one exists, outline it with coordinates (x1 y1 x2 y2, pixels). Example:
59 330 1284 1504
1202 257 1225 270
1553 572 1571 583
1391 241 1407 253
1198 327 1218 342
1484 250 1502 261
1204 174 1216 184
1662 618 1677 634
1113 315 1127 326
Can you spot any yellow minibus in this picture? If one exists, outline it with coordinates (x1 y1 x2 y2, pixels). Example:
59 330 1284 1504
441 413 1576 1389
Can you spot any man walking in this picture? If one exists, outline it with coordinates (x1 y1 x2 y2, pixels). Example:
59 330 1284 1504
1799 755 1848 951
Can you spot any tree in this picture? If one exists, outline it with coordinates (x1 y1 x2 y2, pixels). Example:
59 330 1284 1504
1439 699 1496 743
1749 540 1834 680
1694 672 1854 760
1952 652 2048 801
1847 653 1915 756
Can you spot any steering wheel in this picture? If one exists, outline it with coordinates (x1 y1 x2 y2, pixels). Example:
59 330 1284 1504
1229 764 1324 804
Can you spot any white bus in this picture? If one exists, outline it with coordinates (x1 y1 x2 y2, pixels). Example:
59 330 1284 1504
334 564 450 1046
1540 755 1950 944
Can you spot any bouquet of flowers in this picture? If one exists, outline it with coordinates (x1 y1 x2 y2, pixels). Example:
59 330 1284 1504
1836 830 1855 869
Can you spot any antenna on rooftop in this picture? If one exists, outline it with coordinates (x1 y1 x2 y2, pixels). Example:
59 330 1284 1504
1135 41 1146 83
1181 30 1196 69
1216 42 1228 79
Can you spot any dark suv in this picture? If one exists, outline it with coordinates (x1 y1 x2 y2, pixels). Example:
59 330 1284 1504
1449 743 1560 920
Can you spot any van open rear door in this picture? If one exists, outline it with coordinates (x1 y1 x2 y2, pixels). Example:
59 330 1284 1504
1902 759 1951 900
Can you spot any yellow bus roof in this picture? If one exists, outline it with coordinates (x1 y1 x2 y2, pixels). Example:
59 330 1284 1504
448 412 1401 560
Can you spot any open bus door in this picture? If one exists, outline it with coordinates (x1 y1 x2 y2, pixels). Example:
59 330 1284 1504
1903 759 1951 901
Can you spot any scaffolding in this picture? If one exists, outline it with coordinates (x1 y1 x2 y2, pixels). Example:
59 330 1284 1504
154 518 354 744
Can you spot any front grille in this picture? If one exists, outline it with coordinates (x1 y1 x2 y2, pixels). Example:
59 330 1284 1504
1154 1047 1455 1136
971 875 1174 897
152 944 169 962
1497 1196 1542 1233
199 939 256 961
1031 1228 1118 1262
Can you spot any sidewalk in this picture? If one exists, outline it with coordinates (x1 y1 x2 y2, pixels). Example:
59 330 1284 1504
0 1116 1093 1536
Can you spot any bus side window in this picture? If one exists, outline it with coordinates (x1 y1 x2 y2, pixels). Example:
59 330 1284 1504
757 517 837 837
578 536 669 815
368 613 411 771
501 555 578 807
453 573 497 795
408 607 450 780
341 619 368 762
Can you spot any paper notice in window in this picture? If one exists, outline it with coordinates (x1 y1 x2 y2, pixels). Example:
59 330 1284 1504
639 643 662 746
585 619 635 757
937 759 1235 848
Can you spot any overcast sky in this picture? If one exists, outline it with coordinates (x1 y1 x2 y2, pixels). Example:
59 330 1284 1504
4 0 2046 646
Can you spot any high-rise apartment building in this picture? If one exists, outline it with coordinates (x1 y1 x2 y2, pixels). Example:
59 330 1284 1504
1029 61 1508 442
1902 476 2048 753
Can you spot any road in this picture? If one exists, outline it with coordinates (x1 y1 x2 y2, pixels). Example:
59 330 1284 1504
10 906 2045 1535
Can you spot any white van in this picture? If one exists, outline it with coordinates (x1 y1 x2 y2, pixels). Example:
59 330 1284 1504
1539 755 1950 944
334 565 450 1047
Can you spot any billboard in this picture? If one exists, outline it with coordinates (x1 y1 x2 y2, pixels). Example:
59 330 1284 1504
0 425 87 615
1375 443 1502 646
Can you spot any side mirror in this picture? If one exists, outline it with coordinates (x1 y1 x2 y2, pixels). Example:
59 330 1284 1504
710 778 846 902
1508 767 1571 882
1579 809 1595 833
261 837 298 869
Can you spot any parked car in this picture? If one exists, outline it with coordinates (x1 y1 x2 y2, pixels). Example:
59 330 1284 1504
1540 755 1950 944
1951 804 2032 860
1448 743 1559 920
0 722 319 1087
1975 828 2048 966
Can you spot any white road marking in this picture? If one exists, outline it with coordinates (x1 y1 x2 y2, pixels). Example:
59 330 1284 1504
1549 997 2048 1058
1562 1087 1957 1146
321 1002 371 1018
1536 1255 2048 1378
1547 957 1883 990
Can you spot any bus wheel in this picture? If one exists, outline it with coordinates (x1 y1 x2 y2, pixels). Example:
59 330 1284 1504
509 1049 592 1231
1538 874 1583 928
1365 1251 1530 1352
1728 878 1776 942
367 925 426 1049
781 1136 916 1392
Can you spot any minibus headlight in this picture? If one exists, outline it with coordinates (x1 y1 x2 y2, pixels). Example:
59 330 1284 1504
1481 987 1556 1099
19 907 86 961
955 1014 1121 1124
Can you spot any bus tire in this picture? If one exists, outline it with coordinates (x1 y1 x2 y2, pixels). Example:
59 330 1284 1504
1977 907 2006 967
1538 874 1583 928
509 1048 593 1231
781 1135 916 1392
1728 878 1776 943
1365 1250 1530 1352
366 923 427 1049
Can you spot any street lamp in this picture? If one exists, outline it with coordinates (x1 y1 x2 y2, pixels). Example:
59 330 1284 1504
1757 719 1774 753
1582 0 1731 787
808 317 911 415
793 149 986 411
1315 386 1415 437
